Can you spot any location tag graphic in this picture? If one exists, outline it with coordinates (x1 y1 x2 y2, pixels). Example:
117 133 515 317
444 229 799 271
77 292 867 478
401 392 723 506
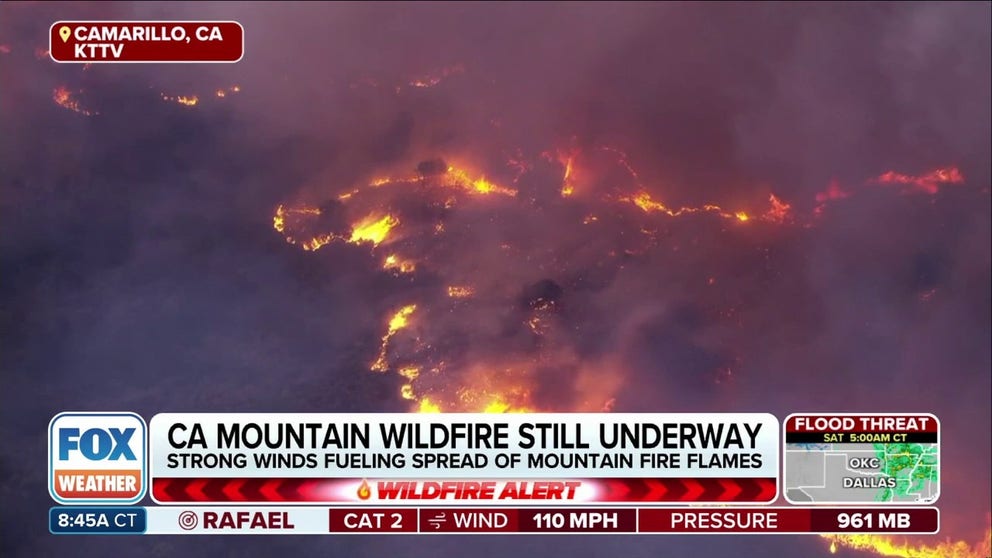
49 21 244 63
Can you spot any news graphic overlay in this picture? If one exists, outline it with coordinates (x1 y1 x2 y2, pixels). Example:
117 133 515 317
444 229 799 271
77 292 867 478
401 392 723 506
49 21 243 63
131 506 939 535
48 412 147 504
783 413 939 504
637 507 939 534
149 413 779 505
49 507 147 535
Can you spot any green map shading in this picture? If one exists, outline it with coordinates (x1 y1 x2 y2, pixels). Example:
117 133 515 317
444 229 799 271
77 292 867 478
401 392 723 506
873 443 939 501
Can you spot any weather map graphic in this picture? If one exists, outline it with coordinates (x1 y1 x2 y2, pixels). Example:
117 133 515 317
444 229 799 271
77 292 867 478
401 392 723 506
786 443 939 504
785 414 940 504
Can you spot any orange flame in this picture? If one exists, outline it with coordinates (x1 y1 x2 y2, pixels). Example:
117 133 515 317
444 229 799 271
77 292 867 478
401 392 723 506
300 234 334 251
418 398 442 413
623 191 747 222
444 164 518 197
349 214 398 246
456 382 535 414
370 176 415 187
272 205 335 249
821 528 992 558
383 254 416 274
52 87 96 116
357 479 371 500
273 206 401 251
215 86 240 98
161 93 199 107
558 150 578 197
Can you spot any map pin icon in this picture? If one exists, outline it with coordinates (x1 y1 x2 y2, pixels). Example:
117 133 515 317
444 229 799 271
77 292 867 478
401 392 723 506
59 26 71 43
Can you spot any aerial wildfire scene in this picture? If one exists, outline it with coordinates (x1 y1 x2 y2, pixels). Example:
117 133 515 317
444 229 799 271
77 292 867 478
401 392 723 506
0 2 989 558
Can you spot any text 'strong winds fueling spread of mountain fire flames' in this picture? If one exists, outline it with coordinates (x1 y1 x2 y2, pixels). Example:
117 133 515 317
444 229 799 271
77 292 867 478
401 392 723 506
38 48 989 558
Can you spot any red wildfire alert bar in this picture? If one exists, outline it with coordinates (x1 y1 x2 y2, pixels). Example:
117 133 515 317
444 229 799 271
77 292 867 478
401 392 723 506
49 21 243 63
151 477 777 504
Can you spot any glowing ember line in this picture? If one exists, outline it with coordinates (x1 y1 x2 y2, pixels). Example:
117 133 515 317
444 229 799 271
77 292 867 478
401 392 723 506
623 191 741 221
447 285 475 298
272 204 320 233
370 176 418 187
598 146 641 181
371 304 416 372
300 233 335 251
161 93 199 106
397 366 422 400
872 166 965 195
398 366 421 381
621 191 791 224
272 205 343 251
444 165 517 196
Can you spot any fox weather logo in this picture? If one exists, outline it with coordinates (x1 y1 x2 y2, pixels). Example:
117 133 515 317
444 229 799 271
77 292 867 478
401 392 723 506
48 412 147 504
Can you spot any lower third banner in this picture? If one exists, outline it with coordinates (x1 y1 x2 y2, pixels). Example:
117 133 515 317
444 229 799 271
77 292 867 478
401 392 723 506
151 477 777 504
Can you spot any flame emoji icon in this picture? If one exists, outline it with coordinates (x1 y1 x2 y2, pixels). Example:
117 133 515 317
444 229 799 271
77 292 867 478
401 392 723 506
357 479 371 500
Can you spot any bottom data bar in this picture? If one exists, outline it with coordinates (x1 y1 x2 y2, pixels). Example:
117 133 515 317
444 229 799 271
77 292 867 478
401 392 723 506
116 506 941 534
638 508 939 534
